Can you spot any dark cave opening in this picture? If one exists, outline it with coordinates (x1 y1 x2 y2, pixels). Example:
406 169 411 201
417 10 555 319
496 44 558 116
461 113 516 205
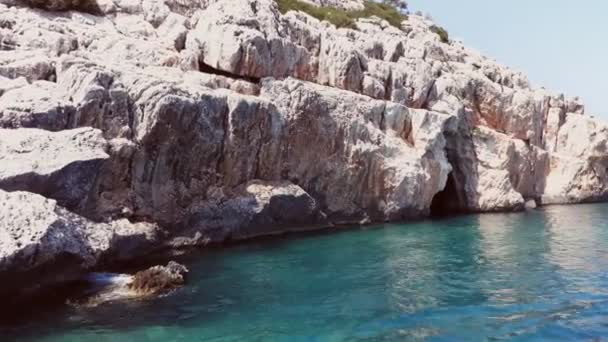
430 173 462 217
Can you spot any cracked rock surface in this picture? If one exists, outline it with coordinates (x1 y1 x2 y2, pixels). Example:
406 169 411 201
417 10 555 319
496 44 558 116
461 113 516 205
1 0 607 296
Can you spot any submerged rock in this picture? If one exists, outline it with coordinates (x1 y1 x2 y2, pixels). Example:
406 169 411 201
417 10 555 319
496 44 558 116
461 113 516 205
73 262 188 306
128 261 189 295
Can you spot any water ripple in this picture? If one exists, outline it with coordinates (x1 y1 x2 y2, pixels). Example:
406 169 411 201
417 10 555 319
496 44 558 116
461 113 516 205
4 203 608 341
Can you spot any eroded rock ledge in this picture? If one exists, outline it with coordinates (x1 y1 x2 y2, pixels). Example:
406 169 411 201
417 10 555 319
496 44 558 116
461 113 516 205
1 0 607 297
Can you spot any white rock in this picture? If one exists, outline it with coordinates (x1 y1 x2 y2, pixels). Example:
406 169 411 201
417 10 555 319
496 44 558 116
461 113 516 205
0 81 73 130
0 0 606 247
0 128 109 209
0 189 160 296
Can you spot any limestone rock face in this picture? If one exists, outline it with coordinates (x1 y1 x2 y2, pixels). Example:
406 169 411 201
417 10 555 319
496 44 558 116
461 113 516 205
0 81 73 130
0 189 160 296
185 0 311 80
0 190 97 274
258 78 454 221
542 115 608 204
0 0 607 295
0 127 109 209
0 0 605 220
179 180 329 244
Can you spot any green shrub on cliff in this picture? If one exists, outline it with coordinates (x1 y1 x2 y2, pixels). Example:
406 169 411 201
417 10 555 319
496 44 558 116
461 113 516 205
356 1 407 28
430 24 449 43
276 0 408 30
276 0 357 28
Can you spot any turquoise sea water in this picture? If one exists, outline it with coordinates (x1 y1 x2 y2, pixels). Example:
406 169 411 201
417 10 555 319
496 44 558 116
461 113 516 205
3 204 608 341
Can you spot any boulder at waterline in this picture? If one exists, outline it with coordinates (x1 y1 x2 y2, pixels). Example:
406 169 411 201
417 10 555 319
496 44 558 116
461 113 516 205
128 261 189 295
0 189 161 297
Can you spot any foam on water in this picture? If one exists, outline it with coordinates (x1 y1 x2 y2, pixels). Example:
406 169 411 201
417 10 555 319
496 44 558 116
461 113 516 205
85 273 134 287
78 273 136 306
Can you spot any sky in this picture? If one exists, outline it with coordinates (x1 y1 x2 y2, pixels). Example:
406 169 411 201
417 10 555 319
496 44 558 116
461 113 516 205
408 0 608 119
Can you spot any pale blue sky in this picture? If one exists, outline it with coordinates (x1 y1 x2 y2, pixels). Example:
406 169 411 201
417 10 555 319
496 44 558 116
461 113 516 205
409 0 608 118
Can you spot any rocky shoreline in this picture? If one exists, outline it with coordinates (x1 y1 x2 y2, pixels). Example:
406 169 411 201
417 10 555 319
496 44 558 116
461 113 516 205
1 0 608 300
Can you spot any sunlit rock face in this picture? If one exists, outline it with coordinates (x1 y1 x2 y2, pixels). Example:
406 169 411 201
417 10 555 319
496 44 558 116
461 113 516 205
0 189 161 297
0 127 109 210
0 0 607 294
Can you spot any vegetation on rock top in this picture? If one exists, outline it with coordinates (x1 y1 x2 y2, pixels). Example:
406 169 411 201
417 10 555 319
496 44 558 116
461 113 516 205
276 0 408 29
430 24 449 43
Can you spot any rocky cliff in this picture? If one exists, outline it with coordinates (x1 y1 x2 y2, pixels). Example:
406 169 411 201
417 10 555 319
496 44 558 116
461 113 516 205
1 0 607 295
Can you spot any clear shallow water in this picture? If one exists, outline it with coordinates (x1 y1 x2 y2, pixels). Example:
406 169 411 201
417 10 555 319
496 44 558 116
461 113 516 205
4 204 608 341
